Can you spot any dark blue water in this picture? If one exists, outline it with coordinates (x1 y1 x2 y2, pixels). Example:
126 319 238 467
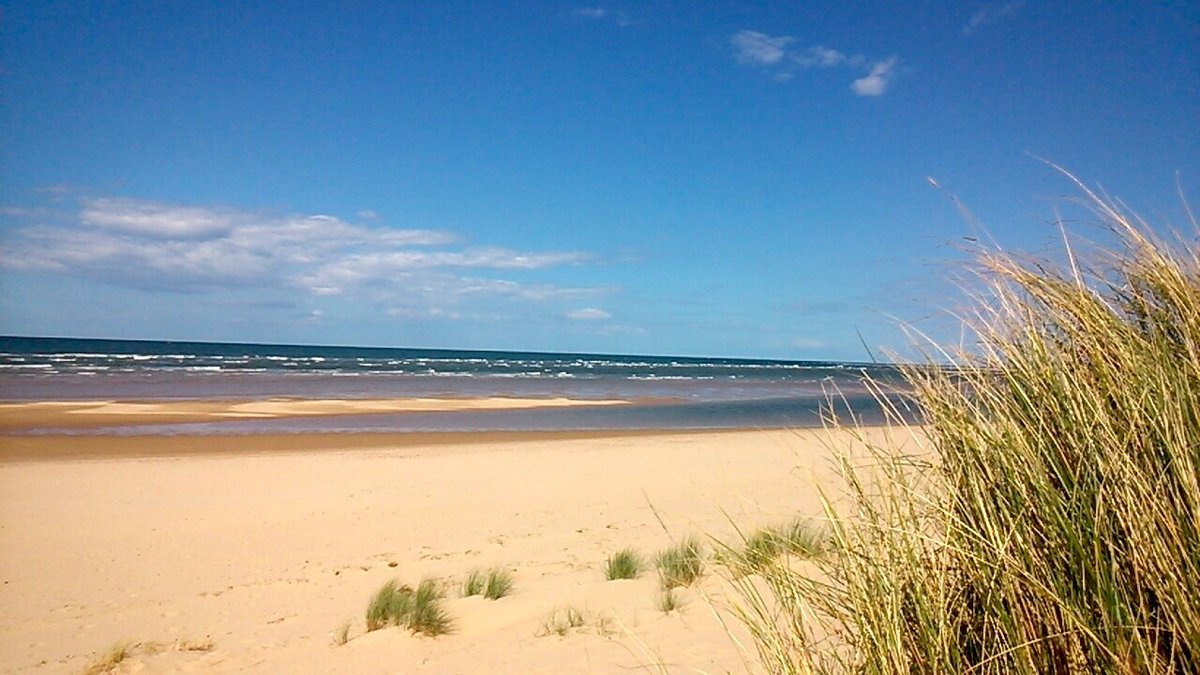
0 336 913 433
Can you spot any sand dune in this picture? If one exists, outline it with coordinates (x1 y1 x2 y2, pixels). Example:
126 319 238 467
0 427 900 673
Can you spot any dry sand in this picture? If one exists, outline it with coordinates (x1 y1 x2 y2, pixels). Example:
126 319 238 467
0 423 906 674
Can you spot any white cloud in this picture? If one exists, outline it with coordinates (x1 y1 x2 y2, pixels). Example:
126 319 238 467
731 30 793 65
82 198 237 238
572 7 630 26
566 307 611 320
964 1 1025 36
851 57 898 96
732 30 900 96
0 197 600 311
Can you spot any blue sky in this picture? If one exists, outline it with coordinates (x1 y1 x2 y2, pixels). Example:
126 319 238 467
2 2 1197 360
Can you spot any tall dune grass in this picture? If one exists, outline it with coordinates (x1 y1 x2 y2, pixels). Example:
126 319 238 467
735 183 1200 674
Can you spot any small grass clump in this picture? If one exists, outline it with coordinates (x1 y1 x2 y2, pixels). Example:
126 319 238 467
655 536 705 589
462 567 514 599
175 638 215 652
483 567 514 599
741 528 786 570
83 641 134 675
656 588 681 613
365 578 452 636
731 175 1200 674
604 548 643 580
365 579 411 631
776 517 826 558
731 518 828 573
537 605 588 637
83 637 215 672
462 569 485 597
332 619 351 646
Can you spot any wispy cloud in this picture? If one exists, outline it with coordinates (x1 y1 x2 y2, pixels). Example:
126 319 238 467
963 1 1025 36
795 45 864 68
730 30 793 65
730 30 900 96
0 197 602 313
566 307 611 320
572 6 631 27
80 198 239 238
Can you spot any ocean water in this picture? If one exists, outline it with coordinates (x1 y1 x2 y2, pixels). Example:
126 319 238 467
0 336 914 434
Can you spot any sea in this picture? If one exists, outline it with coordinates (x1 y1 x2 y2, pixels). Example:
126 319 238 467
0 336 914 435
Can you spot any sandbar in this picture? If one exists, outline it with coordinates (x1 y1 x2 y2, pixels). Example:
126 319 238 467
0 396 630 432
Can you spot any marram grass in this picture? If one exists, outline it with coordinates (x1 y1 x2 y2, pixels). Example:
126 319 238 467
365 578 452 636
732 180 1200 675
605 547 644 580
463 567 514 599
728 518 829 574
462 569 486 597
483 567 514 599
656 536 705 589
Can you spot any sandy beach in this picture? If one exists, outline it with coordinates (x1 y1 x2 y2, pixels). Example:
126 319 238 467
0 412 898 675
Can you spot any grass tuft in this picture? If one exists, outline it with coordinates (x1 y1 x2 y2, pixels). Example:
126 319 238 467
463 567 514 599
83 641 134 675
408 579 453 635
740 527 787 571
462 569 485 597
332 619 351 646
365 578 452 636
776 517 827 558
483 567 514 599
655 536 705 589
365 579 410 632
537 605 588 637
656 588 682 613
83 637 215 672
729 518 829 574
730 175 1200 674
604 547 644 580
